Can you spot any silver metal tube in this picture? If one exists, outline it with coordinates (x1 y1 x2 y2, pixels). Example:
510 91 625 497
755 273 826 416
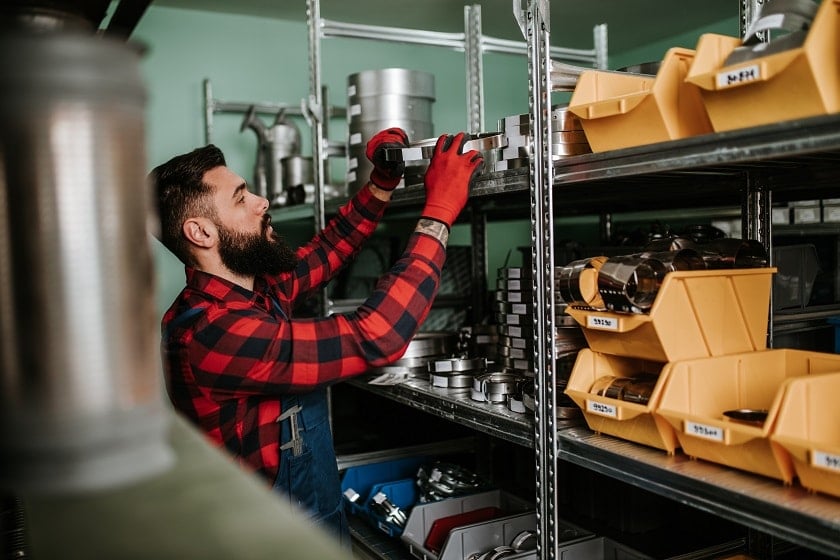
593 23 609 69
0 28 173 494
322 15 602 67
321 18 465 49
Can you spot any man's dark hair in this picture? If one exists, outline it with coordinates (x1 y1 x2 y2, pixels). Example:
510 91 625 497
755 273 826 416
150 144 226 266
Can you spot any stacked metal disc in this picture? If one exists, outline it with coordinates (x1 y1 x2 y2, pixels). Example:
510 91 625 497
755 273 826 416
495 267 588 376
368 331 458 379
459 324 499 361
428 356 488 389
494 267 536 376
494 104 590 171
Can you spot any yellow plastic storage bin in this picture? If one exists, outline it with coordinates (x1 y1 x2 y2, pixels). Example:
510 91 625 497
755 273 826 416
565 349 679 453
564 268 775 363
771 372 840 498
655 349 840 482
685 0 840 132
568 47 713 152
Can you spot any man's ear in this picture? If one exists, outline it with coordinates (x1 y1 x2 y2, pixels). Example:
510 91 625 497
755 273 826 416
182 218 217 249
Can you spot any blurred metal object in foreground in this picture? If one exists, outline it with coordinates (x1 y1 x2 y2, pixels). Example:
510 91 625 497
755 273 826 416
0 21 173 493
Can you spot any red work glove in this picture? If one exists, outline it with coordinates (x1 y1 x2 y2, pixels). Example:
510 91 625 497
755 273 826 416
421 133 483 229
365 127 409 190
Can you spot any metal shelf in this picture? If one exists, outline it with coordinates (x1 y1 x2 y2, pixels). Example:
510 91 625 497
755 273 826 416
557 426 840 558
347 376 536 449
552 113 840 185
303 114 840 221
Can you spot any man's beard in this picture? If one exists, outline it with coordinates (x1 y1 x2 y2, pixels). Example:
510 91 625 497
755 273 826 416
216 218 298 277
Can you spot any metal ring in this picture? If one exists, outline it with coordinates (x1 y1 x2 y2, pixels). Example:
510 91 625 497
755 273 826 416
511 529 538 552
556 256 607 307
430 372 475 388
598 254 668 313
498 267 531 279
428 356 487 374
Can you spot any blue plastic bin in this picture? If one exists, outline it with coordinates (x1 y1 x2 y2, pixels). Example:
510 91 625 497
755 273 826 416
340 456 428 535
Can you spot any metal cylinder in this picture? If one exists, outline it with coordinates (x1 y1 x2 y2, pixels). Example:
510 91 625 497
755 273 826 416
0 28 173 493
346 68 435 194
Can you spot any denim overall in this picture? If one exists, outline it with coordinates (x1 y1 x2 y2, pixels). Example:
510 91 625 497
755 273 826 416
274 389 348 546
164 304 349 547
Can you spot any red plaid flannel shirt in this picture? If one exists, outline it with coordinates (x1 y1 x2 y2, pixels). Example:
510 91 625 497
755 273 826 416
161 186 445 482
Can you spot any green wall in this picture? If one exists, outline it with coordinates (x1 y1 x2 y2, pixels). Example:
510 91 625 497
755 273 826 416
132 6 740 314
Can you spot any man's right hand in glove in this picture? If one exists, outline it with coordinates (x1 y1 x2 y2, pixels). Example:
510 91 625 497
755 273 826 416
366 127 409 192
421 132 483 230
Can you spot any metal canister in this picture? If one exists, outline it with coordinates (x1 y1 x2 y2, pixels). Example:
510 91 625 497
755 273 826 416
0 26 173 493
346 68 435 194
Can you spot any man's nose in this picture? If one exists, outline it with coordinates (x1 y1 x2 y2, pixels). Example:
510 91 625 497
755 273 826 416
254 194 269 214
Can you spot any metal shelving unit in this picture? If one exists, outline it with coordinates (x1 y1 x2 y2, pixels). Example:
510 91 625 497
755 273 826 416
524 0 840 557
296 1 840 559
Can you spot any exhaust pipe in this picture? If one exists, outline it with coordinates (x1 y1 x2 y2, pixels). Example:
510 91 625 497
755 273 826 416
0 19 173 494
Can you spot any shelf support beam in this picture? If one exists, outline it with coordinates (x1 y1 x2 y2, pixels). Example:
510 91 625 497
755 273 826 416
526 0 560 558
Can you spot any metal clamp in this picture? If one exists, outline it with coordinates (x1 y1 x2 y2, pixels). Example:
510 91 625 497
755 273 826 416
276 404 303 456
369 491 407 528
473 372 522 404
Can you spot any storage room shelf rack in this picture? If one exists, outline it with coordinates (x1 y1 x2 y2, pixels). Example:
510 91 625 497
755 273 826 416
268 112 840 224
268 60 840 560
290 0 840 558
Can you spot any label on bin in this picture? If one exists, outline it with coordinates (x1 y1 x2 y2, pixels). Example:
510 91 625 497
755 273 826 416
586 315 618 331
684 421 724 442
587 399 617 418
716 64 760 89
811 450 840 472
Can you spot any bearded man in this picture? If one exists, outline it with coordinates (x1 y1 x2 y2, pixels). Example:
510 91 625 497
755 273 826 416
150 128 481 545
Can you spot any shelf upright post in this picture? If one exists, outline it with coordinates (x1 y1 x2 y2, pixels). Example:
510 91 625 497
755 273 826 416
306 0 327 236
203 78 214 145
464 4 485 134
593 23 609 70
744 173 773 348
740 0 769 43
525 0 559 558
739 0 774 349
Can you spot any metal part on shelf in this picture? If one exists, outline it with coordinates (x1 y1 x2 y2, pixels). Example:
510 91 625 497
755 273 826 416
403 332 459 359
416 461 489 502
428 357 487 374
369 491 408 528
384 132 507 163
